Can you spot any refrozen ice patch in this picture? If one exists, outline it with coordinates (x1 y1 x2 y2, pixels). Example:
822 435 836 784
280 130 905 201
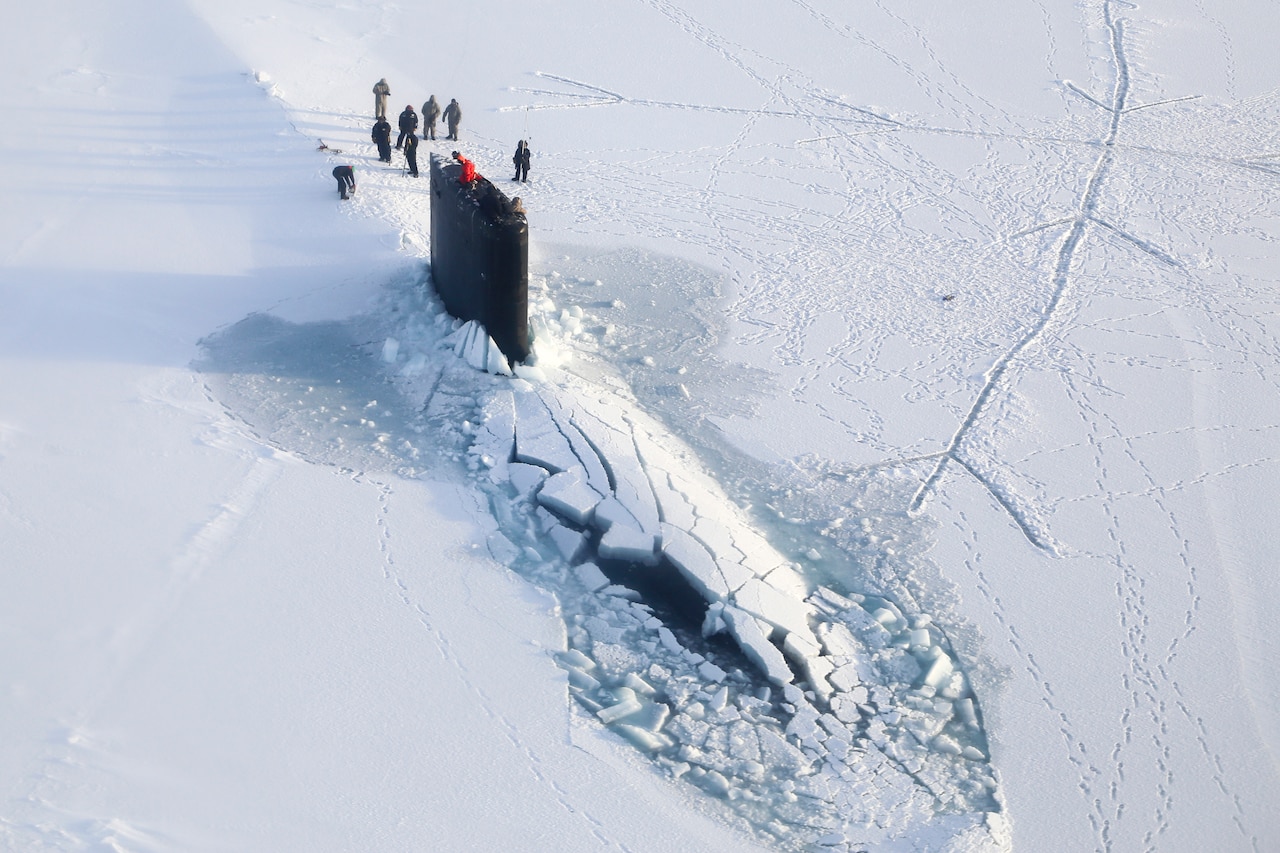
196 260 1006 851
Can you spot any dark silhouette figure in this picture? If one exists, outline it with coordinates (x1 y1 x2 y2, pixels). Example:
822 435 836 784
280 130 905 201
404 132 420 178
512 140 531 182
332 165 355 199
371 117 392 162
442 99 462 141
396 105 418 150
422 96 440 141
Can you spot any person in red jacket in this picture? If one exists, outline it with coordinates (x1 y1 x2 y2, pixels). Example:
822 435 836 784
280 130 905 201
452 150 479 185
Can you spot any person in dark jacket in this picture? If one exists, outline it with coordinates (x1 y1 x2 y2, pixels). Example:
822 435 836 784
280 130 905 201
422 96 441 141
442 99 462 141
396 105 418 150
332 165 356 199
403 131 420 178
512 140 530 182
371 117 392 162
372 78 390 119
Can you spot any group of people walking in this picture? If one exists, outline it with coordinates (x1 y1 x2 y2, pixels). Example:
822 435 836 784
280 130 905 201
334 77 530 199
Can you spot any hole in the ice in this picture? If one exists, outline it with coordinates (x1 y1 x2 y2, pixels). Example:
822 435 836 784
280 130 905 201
592 552 762 680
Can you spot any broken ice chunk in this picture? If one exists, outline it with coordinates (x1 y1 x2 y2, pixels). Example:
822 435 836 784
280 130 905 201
615 723 672 752
592 496 642 533
508 461 548 498
624 672 657 695
722 606 794 687
872 607 902 633
570 407 661 534
536 467 604 526
815 621 860 658
627 701 670 733
601 584 642 600
921 648 955 690
932 734 961 755
836 603 892 648
548 523 588 563
573 561 611 593
762 563 808 597
631 430 697 524
731 578 816 639
828 663 862 693
538 392 611 490
559 648 596 670
698 661 727 683
729 525 791 578
661 524 731 601
784 705 823 749
781 628 834 702
701 601 727 637
568 668 601 691
829 693 860 724
453 321 513 375
598 523 659 566
512 390 578 473
800 654 836 704
782 628 820 661
597 692 644 725
690 516 746 566
701 769 730 797
657 626 684 654
812 586 858 613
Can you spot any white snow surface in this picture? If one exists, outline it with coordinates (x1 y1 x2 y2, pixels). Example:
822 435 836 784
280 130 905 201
3 0 1279 851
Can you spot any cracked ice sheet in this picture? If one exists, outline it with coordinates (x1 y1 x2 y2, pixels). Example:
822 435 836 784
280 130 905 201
468 355 1004 840
55 0 1279 850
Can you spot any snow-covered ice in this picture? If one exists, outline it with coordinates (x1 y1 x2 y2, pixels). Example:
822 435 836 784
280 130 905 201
3 0 1279 850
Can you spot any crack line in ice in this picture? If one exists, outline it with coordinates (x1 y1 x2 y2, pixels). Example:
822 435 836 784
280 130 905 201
951 455 1050 550
907 0 1206 554
1088 217 1182 269
506 71 901 129
1063 81 1113 111
1122 94 1203 114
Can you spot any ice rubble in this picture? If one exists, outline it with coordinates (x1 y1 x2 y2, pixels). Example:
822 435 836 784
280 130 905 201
357 269 1006 849
445 335 1003 849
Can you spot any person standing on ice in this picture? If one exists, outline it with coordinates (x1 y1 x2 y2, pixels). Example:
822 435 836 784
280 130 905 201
442 98 462 141
372 78 390 119
395 104 418 150
422 95 441 140
332 165 356 199
511 140 530 182
371 116 392 163
403 131 420 178
452 150 478 185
